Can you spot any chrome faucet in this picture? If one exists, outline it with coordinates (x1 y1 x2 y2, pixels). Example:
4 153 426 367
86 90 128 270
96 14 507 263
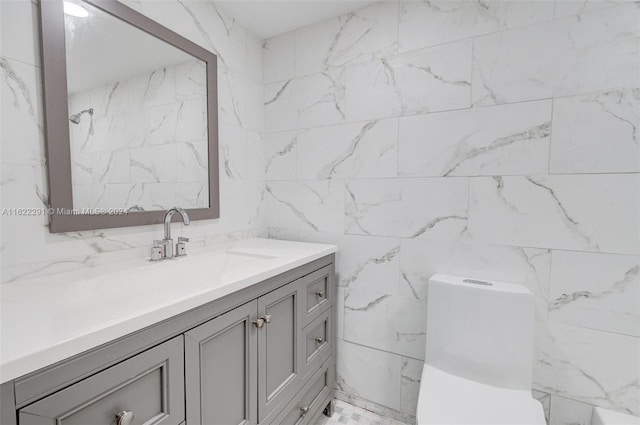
151 207 190 261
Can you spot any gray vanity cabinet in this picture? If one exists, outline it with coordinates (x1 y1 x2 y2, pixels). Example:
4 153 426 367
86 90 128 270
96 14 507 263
185 300 258 425
4 255 335 425
185 279 304 425
18 336 185 425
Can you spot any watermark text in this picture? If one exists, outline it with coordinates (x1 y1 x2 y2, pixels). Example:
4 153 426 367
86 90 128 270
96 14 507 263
1 207 129 216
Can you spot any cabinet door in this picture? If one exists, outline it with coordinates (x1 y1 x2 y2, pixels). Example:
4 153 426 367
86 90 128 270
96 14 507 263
19 336 184 425
185 301 258 425
257 281 304 423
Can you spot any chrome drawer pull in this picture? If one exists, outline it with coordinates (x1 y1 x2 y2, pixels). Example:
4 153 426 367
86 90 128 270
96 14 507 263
261 314 272 324
315 290 325 298
300 406 310 416
116 410 134 425
314 336 324 344
253 318 265 328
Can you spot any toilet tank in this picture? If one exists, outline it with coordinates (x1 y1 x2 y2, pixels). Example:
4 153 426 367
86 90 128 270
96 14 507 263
425 274 534 391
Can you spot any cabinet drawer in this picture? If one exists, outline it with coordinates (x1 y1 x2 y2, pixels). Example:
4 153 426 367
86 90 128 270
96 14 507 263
302 265 332 326
302 309 332 378
271 358 333 425
19 336 185 425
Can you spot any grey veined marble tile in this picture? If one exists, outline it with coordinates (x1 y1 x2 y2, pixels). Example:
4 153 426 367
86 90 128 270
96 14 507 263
265 180 344 234
472 4 639 106
550 88 640 174
399 0 554 52
343 289 427 360
0 57 44 166
263 31 295 84
345 178 469 240
534 322 640 416
337 234 400 295
398 100 551 177
467 174 639 255
264 70 346 133
296 119 398 180
295 2 398 76
336 340 403 411
549 250 639 337
345 40 472 122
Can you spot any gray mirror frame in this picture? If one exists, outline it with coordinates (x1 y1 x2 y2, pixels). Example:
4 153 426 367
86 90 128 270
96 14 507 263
39 0 220 233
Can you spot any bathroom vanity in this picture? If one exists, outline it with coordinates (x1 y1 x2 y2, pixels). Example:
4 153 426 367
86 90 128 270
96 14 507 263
0 239 337 425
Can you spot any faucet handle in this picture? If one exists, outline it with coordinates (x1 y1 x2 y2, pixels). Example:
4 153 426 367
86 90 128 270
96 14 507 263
150 241 165 261
176 237 189 257
153 239 173 259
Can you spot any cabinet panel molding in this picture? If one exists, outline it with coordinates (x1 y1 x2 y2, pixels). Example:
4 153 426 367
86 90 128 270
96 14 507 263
19 336 184 425
257 280 304 423
185 300 258 425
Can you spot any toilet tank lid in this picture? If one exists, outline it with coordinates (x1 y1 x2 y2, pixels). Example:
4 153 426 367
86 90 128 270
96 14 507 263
429 274 532 295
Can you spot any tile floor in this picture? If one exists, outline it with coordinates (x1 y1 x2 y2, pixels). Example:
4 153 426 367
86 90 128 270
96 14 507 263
314 400 408 425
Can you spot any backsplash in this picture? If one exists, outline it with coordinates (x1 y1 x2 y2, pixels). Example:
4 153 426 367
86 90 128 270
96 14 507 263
262 1 639 423
0 0 265 283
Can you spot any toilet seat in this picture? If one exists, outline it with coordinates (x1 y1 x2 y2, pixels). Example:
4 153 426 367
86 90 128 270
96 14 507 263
416 365 546 425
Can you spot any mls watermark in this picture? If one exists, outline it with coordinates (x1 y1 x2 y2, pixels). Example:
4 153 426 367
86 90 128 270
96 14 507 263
1 207 129 216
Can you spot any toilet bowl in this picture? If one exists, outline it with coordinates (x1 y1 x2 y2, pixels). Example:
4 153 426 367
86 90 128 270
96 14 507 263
416 274 546 424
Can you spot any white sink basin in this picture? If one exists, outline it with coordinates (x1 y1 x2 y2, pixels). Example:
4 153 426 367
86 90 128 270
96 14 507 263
172 249 278 274
51 249 279 320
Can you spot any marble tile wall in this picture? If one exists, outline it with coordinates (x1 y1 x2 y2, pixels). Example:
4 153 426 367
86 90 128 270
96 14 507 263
68 60 210 211
1 0 638 423
0 0 266 283
263 1 639 423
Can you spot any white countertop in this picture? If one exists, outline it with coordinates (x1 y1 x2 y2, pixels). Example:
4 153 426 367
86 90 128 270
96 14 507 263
0 238 337 383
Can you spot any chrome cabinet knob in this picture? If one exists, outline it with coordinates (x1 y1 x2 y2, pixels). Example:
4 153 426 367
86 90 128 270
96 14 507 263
261 314 271 324
314 336 324 344
315 290 325 298
115 410 134 425
300 406 310 416
253 318 265 328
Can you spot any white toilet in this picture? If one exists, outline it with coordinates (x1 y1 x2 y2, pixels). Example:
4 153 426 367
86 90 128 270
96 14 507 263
416 274 546 424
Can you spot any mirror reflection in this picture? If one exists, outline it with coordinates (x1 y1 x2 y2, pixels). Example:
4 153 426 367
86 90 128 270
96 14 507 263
64 0 209 212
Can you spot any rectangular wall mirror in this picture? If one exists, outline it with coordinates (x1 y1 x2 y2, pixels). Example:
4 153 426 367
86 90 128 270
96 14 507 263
40 0 219 233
